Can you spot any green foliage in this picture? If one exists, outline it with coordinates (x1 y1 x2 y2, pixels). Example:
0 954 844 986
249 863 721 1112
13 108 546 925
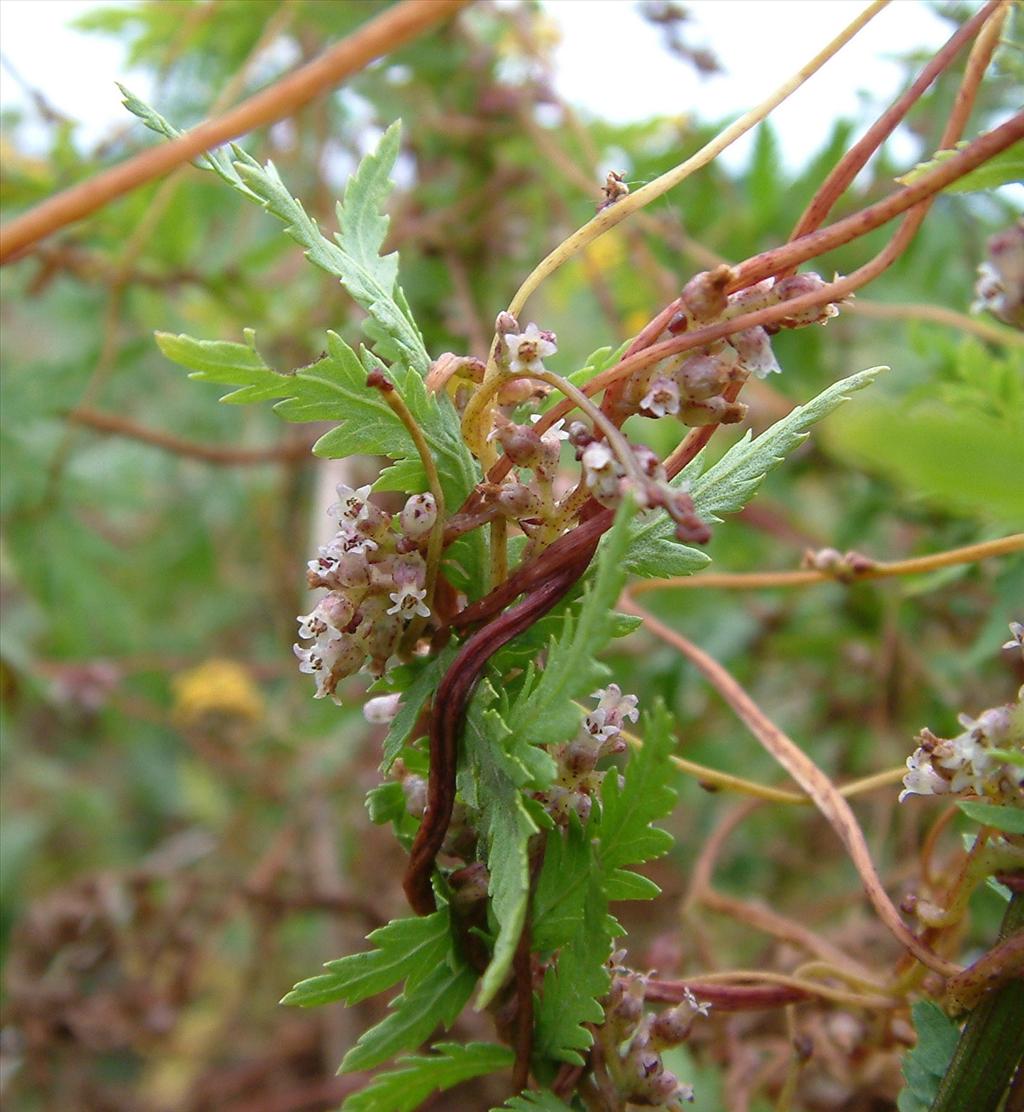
380 645 458 772
494 1091 575 1111
339 959 478 1073
459 680 547 1008
156 329 485 592
121 91 428 372
956 800 1024 834
533 870 611 1066
506 499 636 747
897 141 1024 194
532 704 678 1064
342 1042 514 1112
897 1002 961 1112
281 911 453 1008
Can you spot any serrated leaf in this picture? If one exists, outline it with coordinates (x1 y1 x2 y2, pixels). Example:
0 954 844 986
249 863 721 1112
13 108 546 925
534 875 611 1065
380 645 458 773
597 702 677 875
896 142 1024 194
157 331 485 593
281 911 452 1008
897 1001 960 1111
602 868 661 901
627 367 883 572
366 782 407 825
493 1090 575 1111
121 88 429 373
342 1042 513 1112
340 960 477 1073
460 681 542 1008
532 815 594 952
956 800 1024 835
506 499 636 748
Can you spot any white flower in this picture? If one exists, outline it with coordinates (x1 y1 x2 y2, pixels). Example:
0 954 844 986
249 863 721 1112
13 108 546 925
1002 622 1024 659
387 584 431 619
505 323 557 375
592 683 640 725
364 693 402 724
293 634 361 703
297 593 355 641
640 376 680 418
584 708 620 744
899 750 950 802
681 987 712 1018
728 326 781 378
582 440 616 475
530 414 570 449
328 483 373 524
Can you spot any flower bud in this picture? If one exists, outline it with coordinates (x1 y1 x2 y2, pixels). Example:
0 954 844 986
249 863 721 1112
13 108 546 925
677 353 730 400
400 493 437 539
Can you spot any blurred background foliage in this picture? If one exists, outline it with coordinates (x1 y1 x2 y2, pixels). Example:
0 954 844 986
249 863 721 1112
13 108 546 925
0 1 1021 1109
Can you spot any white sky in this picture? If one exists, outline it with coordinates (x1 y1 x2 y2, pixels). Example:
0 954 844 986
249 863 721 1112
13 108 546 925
0 0 964 172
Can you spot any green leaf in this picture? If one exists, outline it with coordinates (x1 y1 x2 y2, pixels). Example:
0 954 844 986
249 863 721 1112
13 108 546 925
121 88 428 373
897 1001 960 1112
460 681 542 1008
342 1042 513 1112
534 871 611 1065
596 702 677 876
281 911 452 1008
506 498 636 748
896 142 1024 194
825 394 1024 524
380 645 458 772
340 960 478 1073
627 367 883 574
956 800 1024 835
157 331 485 592
493 1091 575 1111
532 815 595 952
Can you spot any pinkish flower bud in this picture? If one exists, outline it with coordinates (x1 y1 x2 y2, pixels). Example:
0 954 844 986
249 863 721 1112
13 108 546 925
400 493 437 539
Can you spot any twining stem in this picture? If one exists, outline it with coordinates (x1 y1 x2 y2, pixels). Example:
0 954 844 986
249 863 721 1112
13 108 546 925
0 0 471 262
784 0 1002 247
605 706 906 804
629 535 1024 594
622 599 961 978
366 370 446 642
929 891 1024 1112
460 1 888 457
651 968 897 1010
503 0 889 321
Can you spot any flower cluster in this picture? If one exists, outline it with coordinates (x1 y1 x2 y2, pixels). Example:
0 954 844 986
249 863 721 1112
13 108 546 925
294 485 437 701
899 680 1024 805
595 954 709 1108
535 685 638 824
608 268 846 429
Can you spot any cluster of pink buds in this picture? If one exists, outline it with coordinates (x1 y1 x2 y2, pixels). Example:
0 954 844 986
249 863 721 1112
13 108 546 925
609 267 846 429
900 656 1023 806
535 685 638 825
294 485 438 701
596 953 708 1108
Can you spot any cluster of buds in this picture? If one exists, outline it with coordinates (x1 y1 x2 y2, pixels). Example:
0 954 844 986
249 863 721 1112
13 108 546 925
899 666 1023 805
534 685 638 825
596 954 709 1108
609 268 846 429
294 485 438 701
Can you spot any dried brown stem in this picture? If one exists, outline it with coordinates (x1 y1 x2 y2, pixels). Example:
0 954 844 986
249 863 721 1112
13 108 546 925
0 0 470 263
66 406 315 465
622 599 961 978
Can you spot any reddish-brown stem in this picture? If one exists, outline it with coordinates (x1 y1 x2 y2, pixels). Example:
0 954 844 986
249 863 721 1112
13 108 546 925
66 406 315 465
645 979 809 1010
0 0 471 263
786 0 1002 248
403 553 595 914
